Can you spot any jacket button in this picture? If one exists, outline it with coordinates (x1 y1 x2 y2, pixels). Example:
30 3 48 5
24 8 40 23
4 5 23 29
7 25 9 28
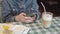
13 9 16 11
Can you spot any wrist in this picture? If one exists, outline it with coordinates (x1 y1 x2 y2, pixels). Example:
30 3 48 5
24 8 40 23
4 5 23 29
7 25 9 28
14 16 18 22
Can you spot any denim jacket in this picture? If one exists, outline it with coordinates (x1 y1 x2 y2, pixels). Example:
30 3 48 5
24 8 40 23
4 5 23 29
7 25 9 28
2 0 40 22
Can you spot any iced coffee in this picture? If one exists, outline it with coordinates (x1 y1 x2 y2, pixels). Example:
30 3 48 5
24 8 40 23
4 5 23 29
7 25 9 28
42 12 53 28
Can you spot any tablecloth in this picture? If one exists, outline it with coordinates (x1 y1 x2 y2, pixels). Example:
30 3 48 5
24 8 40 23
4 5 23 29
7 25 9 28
15 17 60 34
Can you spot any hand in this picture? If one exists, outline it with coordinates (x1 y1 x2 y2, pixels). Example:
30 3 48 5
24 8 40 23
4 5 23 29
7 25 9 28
23 13 36 23
15 13 36 23
15 13 26 22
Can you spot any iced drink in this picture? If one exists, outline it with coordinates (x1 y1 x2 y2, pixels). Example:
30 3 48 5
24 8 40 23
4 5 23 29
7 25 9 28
42 12 53 28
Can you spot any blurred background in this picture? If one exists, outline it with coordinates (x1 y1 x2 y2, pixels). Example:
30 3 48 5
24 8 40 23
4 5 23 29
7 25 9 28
37 0 60 17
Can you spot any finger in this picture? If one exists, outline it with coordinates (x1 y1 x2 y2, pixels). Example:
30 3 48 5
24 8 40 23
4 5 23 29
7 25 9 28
20 13 26 16
24 17 32 20
31 14 36 20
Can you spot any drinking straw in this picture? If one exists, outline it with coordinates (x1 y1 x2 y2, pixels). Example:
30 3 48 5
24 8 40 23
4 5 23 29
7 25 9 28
41 2 46 14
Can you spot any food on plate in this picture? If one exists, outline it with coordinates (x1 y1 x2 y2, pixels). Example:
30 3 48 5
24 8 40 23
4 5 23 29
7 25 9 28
2 25 10 30
1 25 13 34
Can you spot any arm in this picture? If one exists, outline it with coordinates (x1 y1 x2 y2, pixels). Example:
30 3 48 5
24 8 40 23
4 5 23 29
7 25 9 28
2 0 15 22
32 0 40 20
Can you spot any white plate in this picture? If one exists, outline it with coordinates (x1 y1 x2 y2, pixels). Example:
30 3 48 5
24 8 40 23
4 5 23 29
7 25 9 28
10 25 30 34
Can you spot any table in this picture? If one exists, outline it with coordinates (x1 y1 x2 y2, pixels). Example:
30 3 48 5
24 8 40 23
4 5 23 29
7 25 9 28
14 17 60 34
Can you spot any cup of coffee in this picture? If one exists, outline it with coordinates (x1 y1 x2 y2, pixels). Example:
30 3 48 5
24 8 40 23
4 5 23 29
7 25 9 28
42 12 53 28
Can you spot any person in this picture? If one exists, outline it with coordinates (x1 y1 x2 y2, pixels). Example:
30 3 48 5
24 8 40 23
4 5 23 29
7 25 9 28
2 0 40 23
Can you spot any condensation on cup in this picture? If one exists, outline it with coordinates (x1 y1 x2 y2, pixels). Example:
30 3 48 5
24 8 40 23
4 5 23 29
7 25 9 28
42 12 53 28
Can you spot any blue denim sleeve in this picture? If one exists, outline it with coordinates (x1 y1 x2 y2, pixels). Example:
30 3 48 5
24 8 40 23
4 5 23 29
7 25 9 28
25 0 40 20
32 0 40 20
2 0 15 22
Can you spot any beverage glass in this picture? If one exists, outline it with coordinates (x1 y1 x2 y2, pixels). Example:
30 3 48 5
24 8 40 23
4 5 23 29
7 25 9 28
42 12 53 28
